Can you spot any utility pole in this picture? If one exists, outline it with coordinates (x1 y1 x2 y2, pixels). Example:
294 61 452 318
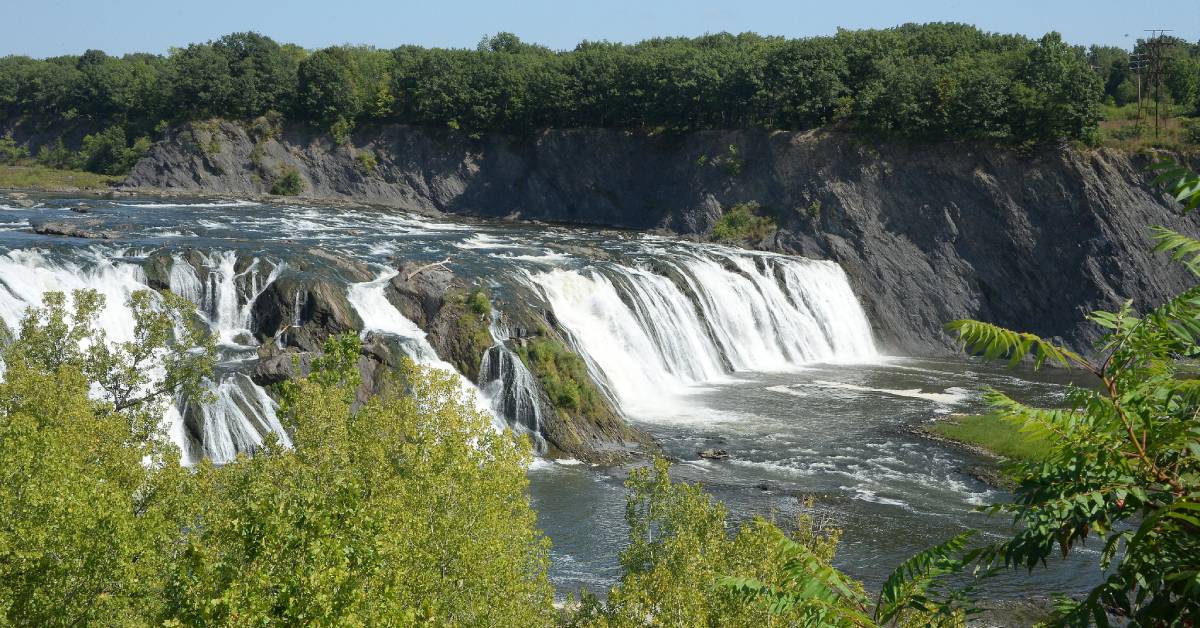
1130 52 1148 130
1143 30 1173 139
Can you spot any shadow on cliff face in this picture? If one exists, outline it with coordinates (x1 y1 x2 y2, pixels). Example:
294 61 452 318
122 121 1199 356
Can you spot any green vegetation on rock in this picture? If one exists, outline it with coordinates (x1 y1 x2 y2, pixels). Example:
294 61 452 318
468 287 491 316
515 336 604 418
929 413 1051 463
711 201 776 243
270 165 304 195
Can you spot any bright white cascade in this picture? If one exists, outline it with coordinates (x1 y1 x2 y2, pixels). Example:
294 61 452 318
529 248 877 419
169 251 282 346
346 272 505 430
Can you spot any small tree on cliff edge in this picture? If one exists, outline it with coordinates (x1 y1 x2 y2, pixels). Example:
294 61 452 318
944 161 1200 624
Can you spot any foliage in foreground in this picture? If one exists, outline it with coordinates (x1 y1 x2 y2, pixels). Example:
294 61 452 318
942 165 1200 624
569 458 977 627
0 292 552 625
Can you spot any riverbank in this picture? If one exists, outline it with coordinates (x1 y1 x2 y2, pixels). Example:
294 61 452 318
917 412 1050 489
0 165 118 192
928 413 1050 463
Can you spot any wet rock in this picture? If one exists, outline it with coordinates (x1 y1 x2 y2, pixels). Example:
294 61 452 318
252 350 315 386
698 448 731 460
69 203 91 213
3 192 34 208
30 218 126 239
385 260 489 380
252 274 361 352
305 247 373 282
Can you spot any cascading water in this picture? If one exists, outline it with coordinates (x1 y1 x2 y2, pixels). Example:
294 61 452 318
528 248 877 419
0 247 291 465
180 373 292 463
479 316 549 453
346 271 505 430
171 251 282 346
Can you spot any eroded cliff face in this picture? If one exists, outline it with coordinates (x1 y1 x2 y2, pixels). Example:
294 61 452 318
123 120 1199 355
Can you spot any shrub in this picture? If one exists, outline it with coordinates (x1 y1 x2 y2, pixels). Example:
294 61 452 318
78 126 149 175
36 138 82 170
355 151 378 173
515 337 603 416
711 201 776 243
722 144 744 177
270 166 304 195
330 117 354 145
468 287 490 316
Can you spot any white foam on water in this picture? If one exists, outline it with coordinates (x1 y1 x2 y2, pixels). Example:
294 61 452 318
125 199 261 209
809 380 969 405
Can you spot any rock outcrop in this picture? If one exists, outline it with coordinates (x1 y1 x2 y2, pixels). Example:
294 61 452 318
30 218 128 239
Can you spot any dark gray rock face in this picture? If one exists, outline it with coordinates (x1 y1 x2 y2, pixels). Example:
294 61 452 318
123 121 1199 355
252 275 362 352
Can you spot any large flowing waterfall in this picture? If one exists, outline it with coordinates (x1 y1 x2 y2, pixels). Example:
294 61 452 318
528 248 877 418
0 196 880 462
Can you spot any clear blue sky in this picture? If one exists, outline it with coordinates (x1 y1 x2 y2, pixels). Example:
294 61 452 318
5 0 1199 57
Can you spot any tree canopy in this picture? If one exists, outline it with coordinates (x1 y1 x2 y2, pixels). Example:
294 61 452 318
0 23 1111 159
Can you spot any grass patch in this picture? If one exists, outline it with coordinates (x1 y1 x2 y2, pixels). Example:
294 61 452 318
515 337 605 418
711 201 776 243
0 165 118 191
930 413 1051 463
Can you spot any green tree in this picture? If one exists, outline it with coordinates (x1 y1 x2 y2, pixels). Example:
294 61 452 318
212 32 299 118
0 289 214 625
296 46 361 129
1009 32 1103 145
163 334 554 625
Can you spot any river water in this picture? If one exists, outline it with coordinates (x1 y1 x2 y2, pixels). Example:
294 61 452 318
0 193 1098 601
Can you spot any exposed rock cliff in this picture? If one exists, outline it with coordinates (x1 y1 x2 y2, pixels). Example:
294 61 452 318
123 120 1200 354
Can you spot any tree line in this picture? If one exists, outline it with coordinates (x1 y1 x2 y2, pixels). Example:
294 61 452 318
0 23 1114 175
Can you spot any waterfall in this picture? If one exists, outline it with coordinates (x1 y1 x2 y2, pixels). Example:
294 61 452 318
479 317 549 453
180 373 291 464
170 251 282 346
346 272 505 429
527 248 877 418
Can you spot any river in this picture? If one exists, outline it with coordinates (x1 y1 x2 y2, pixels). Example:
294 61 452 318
0 193 1097 602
